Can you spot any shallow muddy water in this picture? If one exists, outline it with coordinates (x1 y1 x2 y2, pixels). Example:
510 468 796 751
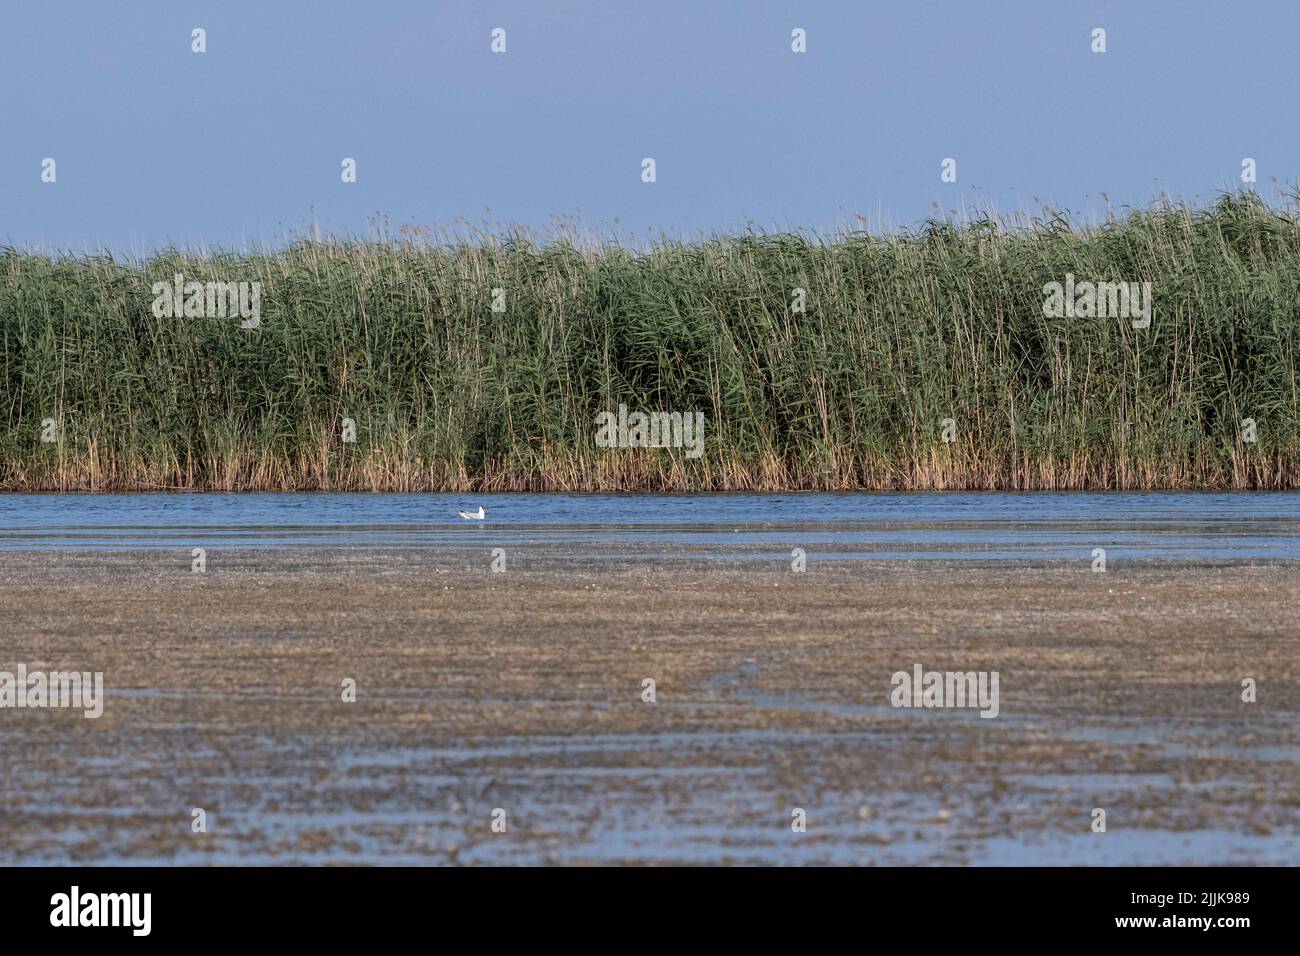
2 493 1297 866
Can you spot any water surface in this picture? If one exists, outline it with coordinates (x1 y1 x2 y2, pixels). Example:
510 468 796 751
1 491 1298 562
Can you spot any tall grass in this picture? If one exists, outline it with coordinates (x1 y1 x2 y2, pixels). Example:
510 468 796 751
2 192 1299 491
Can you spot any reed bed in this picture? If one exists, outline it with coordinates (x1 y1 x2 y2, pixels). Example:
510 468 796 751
2 192 1299 491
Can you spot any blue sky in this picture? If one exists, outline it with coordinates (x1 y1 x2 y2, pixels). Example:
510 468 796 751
1 0 1295 253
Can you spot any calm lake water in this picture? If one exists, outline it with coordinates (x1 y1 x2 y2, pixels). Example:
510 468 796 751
2 491 1299 561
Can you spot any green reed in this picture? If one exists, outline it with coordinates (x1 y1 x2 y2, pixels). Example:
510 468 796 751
2 191 1298 491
